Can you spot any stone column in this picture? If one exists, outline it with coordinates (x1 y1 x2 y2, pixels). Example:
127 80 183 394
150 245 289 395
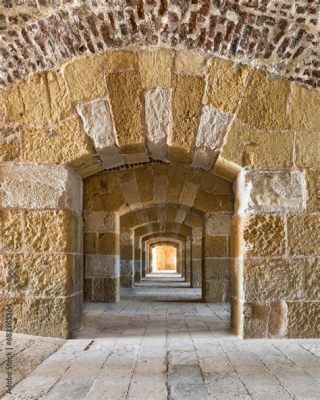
185 237 192 283
233 169 311 338
203 213 232 302
83 211 120 302
0 164 83 338
191 227 202 288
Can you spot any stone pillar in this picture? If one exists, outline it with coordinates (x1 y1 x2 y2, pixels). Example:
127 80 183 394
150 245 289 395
133 235 141 283
203 213 232 302
83 211 120 302
0 164 83 338
191 227 202 288
185 237 192 283
233 169 313 338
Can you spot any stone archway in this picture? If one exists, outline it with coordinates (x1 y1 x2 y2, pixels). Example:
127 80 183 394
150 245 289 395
0 47 319 339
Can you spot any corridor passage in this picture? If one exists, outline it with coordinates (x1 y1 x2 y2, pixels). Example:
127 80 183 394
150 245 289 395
3 285 320 399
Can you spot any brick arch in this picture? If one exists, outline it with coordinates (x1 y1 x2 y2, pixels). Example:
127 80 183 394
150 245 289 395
0 2 318 89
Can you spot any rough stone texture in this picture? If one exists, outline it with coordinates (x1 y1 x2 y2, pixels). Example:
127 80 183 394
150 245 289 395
139 49 173 87
242 215 286 257
169 74 204 164
63 54 108 102
305 258 320 300
175 51 207 75
0 127 21 161
206 213 232 236
84 211 117 233
287 302 320 338
289 83 320 130
0 164 82 214
295 131 320 168
243 259 304 302
221 119 294 168
106 71 145 150
85 255 120 278
288 214 320 256
268 301 288 338
22 117 93 164
205 236 229 258
144 87 171 161
237 170 306 214
206 58 250 113
237 70 290 130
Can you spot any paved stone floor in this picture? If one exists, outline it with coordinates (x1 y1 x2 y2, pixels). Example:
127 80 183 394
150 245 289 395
2 281 320 399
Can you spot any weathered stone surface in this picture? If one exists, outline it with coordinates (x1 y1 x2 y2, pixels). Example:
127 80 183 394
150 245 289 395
194 191 233 213
288 214 320 256
268 301 288 338
205 236 229 257
243 302 269 338
175 51 207 75
145 87 171 161
47 70 73 123
305 258 320 300
206 58 250 113
221 119 294 168
203 280 229 302
193 105 232 170
0 127 20 161
0 253 75 296
236 170 306 214
206 213 232 235
84 211 118 233
0 164 82 214
139 49 173 87
243 259 304 302
306 169 320 212
295 131 320 167
204 258 230 279
76 99 115 149
179 181 198 208
237 70 290 130
242 215 286 257
108 51 138 71
289 83 320 130
63 54 108 101
23 211 81 253
85 255 120 278
98 232 118 255
287 302 320 338
22 117 93 164
92 277 120 302
169 74 204 162
106 71 145 149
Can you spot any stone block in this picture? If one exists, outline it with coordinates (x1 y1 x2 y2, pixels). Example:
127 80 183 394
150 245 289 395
235 170 306 214
47 70 73 123
63 54 108 101
84 232 97 254
85 255 120 278
221 119 294 168
145 87 171 161
0 209 23 252
139 49 173 87
76 99 116 150
289 83 320 130
203 280 229 302
108 51 138 71
237 70 290 130
169 74 204 155
204 258 231 279
243 215 286 257
288 214 320 256
84 278 93 300
243 302 269 338
175 50 207 75
0 164 82 214
106 71 145 148
268 301 288 338
205 236 229 257
193 191 234 213
0 253 75 297
22 117 93 164
23 210 81 253
287 302 320 338
179 181 199 207
97 232 118 255
295 131 320 167
243 259 304 302
206 213 232 235
84 211 118 233
121 244 133 260
306 169 320 212
192 105 232 170
206 58 251 113
0 126 21 161
305 258 320 300
153 174 168 203
134 166 153 203
92 277 120 302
